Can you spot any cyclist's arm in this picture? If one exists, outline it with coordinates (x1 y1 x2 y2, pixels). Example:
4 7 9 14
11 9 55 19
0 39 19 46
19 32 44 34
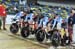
52 19 57 29
38 19 43 27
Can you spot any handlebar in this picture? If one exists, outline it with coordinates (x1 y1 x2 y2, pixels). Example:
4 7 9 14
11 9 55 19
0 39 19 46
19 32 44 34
12 19 17 21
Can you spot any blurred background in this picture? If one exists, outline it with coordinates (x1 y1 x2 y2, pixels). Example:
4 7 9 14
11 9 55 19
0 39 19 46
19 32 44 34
0 0 74 24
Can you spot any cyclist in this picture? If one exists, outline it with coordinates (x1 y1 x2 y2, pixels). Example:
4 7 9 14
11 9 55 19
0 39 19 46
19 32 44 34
38 13 49 32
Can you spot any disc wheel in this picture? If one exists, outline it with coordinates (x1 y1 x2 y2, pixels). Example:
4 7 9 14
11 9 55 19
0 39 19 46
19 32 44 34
36 30 45 42
21 27 30 38
51 34 61 47
10 23 19 34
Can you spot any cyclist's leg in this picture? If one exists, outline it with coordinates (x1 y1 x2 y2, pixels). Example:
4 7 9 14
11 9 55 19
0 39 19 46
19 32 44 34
47 23 52 32
2 17 6 30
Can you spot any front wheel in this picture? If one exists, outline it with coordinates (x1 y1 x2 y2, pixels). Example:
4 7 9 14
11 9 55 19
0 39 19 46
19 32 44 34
36 30 45 42
10 23 19 34
21 27 30 38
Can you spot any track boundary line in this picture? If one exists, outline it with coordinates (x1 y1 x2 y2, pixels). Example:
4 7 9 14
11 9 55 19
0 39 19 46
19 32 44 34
1 30 49 49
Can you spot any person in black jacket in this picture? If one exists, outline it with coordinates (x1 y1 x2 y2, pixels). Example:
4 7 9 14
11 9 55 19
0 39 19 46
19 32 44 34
69 9 75 43
68 15 73 42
